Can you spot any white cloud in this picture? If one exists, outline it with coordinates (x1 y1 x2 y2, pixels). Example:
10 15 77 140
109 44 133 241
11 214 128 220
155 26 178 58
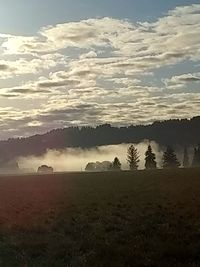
163 72 200 90
1 4 199 64
0 55 67 80
0 4 200 138
79 51 98 59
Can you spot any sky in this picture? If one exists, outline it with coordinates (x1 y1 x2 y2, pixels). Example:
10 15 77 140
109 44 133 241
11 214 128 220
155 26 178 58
0 0 199 139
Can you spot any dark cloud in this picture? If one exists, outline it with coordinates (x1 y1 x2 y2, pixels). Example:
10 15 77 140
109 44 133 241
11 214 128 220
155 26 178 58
38 79 80 88
0 64 9 71
179 76 200 82
0 94 18 98
10 88 51 94
163 52 186 60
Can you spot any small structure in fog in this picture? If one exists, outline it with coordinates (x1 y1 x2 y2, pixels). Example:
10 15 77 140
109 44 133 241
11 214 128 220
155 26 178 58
37 165 54 174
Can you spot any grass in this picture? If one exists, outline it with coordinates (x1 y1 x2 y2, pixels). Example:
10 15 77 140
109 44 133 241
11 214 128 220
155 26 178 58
1 168 200 266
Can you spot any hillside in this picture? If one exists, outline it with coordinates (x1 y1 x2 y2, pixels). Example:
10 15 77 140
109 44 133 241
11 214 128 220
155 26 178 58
0 116 200 159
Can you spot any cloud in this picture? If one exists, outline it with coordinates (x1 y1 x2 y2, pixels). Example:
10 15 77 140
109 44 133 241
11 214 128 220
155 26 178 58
1 5 199 79
80 51 98 59
0 4 200 138
2 4 200 64
0 64 9 71
0 85 52 99
163 72 200 88
38 79 80 88
173 73 200 83
0 56 66 79
1 34 52 55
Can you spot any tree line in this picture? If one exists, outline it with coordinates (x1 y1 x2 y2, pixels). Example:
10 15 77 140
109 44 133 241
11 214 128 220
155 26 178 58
1 116 200 160
85 144 200 171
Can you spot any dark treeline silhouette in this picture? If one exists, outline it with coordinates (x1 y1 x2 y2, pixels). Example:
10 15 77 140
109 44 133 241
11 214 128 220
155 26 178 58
1 116 200 160
85 144 200 172
85 158 122 172
162 146 180 169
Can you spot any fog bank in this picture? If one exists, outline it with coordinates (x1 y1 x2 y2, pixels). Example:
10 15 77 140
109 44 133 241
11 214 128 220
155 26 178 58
18 140 166 172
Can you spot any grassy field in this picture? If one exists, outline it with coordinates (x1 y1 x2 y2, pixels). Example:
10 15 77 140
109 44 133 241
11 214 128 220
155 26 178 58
1 169 200 266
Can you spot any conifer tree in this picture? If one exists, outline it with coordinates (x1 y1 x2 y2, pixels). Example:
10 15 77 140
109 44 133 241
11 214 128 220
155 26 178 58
112 157 121 171
127 145 140 170
183 147 189 168
145 145 157 169
192 148 197 167
162 146 180 168
192 145 200 167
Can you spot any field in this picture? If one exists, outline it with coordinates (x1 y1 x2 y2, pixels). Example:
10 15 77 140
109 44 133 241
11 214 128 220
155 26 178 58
0 169 200 266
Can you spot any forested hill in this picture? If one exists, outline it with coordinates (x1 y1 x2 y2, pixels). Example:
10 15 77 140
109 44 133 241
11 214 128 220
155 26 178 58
1 116 200 159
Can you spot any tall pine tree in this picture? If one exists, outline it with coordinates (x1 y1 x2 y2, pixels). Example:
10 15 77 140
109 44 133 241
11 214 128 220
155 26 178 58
127 145 140 170
145 145 157 169
162 146 180 168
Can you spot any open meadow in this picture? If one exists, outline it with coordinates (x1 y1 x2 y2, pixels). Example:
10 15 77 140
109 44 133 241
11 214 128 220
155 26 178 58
0 169 200 266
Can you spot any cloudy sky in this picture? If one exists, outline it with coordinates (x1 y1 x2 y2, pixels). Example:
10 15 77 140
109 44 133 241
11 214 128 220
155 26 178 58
0 0 199 139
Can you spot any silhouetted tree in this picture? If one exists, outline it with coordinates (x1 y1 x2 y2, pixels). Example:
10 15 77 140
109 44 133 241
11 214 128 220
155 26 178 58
99 161 113 171
145 145 157 169
162 146 180 168
183 147 189 168
192 145 200 167
127 145 140 170
85 161 113 172
37 165 53 173
85 162 96 171
192 148 197 167
112 157 121 171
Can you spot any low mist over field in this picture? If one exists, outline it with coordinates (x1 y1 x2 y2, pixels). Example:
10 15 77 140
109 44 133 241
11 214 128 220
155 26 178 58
18 141 164 172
